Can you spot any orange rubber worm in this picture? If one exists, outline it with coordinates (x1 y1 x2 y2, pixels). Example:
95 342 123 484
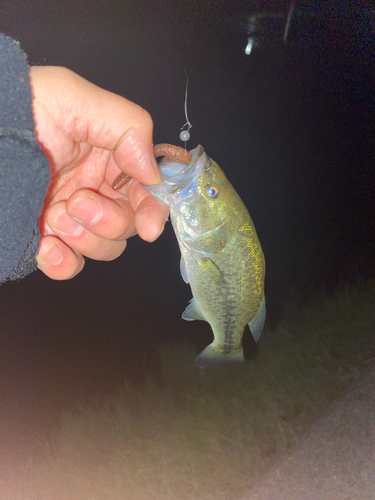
112 143 192 191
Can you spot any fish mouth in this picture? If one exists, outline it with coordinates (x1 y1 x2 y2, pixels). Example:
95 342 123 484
142 145 208 207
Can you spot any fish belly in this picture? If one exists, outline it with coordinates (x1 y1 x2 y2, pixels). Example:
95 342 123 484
182 229 264 369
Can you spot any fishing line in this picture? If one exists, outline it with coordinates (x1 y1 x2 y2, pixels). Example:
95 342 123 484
180 70 192 149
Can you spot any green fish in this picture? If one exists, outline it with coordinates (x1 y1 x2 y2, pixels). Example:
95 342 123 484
143 145 266 368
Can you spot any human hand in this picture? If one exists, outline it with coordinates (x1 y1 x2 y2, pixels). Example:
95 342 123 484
29 66 168 280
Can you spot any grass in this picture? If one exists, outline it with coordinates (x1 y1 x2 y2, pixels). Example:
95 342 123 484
3 280 375 500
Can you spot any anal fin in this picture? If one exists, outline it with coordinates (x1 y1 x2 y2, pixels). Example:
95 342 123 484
182 298 205 321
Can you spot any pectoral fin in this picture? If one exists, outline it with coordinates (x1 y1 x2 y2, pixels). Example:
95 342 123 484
197 257 226 285
180 256 189 284
182 298 205 321
248 293 266 342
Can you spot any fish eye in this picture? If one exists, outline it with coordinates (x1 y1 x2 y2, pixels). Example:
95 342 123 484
204 183 221 199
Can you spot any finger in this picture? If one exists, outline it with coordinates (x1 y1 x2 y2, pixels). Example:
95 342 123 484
119 179 169 242
112 123 161 186
45 200 128 261
134 194 170 242
66 188 136 240
30 66 161 185
36 235 85 280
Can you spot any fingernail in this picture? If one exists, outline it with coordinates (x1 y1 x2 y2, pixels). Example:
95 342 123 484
37 242 63 266
68 197 101 224
52 209 84 236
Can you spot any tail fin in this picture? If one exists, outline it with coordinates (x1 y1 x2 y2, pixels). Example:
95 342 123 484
194 342 244 369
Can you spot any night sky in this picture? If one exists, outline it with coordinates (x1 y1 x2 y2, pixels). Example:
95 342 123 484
1 0 374 439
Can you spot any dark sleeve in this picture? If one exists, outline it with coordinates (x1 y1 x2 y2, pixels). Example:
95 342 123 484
0 34 50 283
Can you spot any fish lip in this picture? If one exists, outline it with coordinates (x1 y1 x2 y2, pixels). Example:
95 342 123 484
141 145 207 205
162 145 205 183
161 145 207 193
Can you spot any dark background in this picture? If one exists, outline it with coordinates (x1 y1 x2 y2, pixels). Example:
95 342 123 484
0 0 374 426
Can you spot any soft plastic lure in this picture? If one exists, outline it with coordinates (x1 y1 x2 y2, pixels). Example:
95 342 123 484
112 143 191 190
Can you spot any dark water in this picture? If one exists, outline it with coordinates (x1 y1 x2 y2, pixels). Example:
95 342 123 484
0 0 374 451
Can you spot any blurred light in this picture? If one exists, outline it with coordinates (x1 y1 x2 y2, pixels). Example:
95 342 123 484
245 37 254 55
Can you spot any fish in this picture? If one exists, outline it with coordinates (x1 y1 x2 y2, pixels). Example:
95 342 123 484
114 144 266 369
